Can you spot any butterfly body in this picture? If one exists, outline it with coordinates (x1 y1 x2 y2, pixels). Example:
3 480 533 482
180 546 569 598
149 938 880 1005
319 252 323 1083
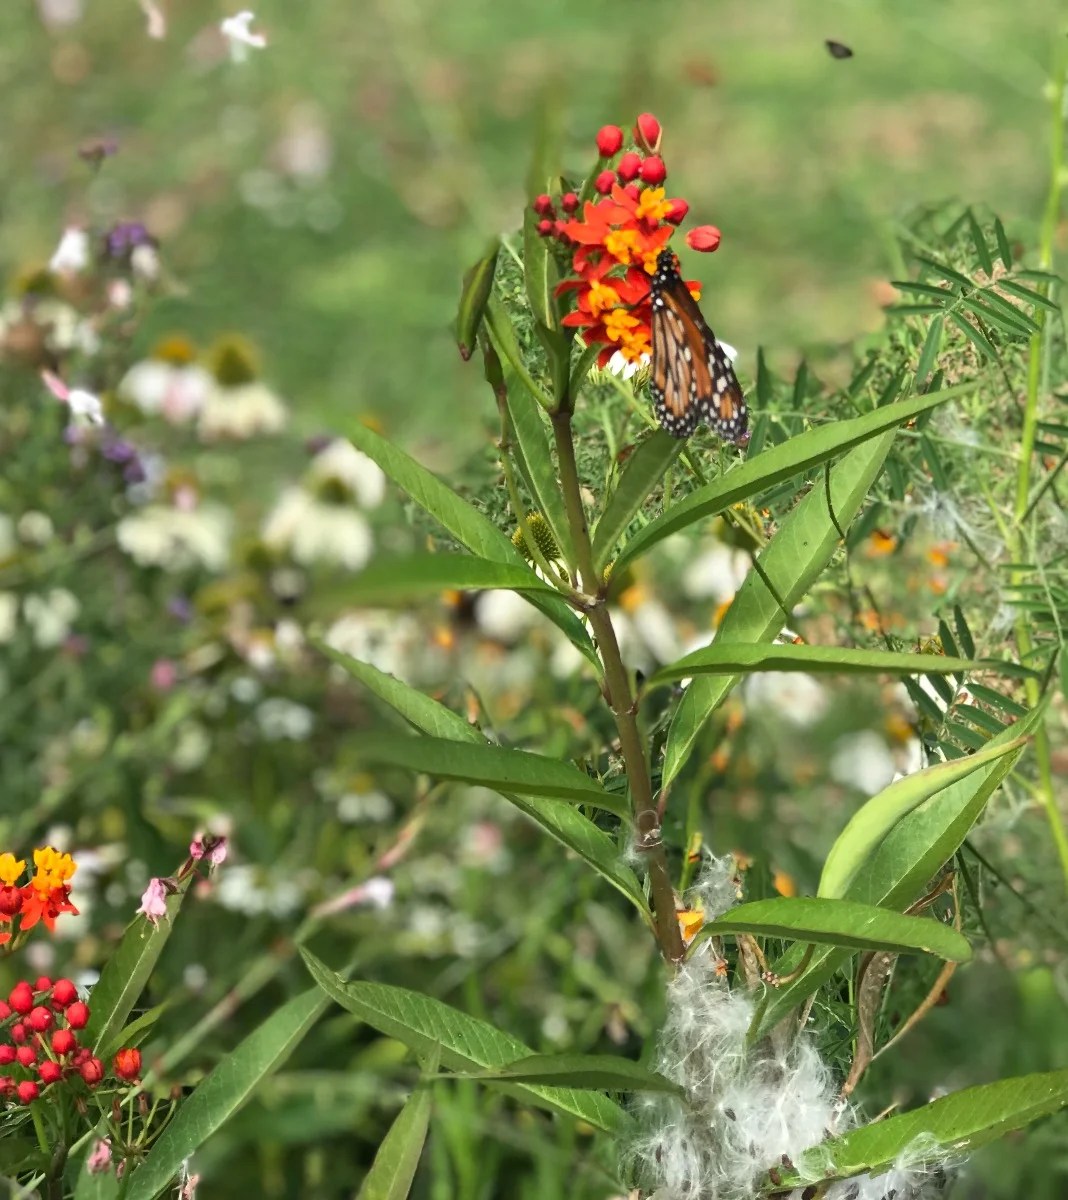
648 248 748 442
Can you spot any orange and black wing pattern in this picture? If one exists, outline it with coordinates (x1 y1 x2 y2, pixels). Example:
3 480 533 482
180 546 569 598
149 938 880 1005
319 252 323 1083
648 248 748 443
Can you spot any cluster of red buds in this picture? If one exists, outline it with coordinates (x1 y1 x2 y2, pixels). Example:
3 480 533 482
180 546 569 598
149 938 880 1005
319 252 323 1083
0 977 141 1105
528 113 723 370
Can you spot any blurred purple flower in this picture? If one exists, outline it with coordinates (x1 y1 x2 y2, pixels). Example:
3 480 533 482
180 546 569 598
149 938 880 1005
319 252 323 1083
103 222 156 260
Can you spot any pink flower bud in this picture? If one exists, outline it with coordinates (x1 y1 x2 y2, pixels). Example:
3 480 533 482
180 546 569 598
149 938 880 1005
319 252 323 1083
616 152 642 182
595 125 623 156
639 155 666 185
593 170 616 195
665 198 689 225
686 225 722 253
634 112 662 154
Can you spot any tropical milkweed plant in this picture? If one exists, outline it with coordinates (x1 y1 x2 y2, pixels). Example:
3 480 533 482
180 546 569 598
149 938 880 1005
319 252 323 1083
293 107 1068 1199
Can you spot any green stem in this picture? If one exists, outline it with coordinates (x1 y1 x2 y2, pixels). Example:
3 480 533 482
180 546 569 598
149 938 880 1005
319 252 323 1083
550 404 684 963
1008 43 1068 892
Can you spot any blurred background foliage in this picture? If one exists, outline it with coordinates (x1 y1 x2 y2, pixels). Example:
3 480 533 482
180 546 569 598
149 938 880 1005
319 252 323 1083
0 1 1067 1197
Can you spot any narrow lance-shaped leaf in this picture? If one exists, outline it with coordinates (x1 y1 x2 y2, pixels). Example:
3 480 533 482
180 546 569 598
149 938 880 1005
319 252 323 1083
301 950 628 1134
453 1053 683 1094
455 239 500 360
592 431 685 571
691 897 971 961
351 732 626 816
663 432 898 787
485 293 553 412
356 1049 438 1200
818 736 1028 899
649 644 979 687
332 554 557 605
123 988 328 1200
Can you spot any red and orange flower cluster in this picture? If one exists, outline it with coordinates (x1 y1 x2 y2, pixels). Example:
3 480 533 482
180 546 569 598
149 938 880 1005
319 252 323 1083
0 977 140 1105
0 848 78 947
532 113 723 369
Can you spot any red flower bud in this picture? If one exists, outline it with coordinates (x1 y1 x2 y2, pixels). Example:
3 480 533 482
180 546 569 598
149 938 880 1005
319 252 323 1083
0 1046 14 1065
553 220 571 240
0 1076 12 1097
0 887 22 918
113 1048 141 1082
9 1024 26 1045
37 1060 62 1085
532 193 554 217
28 1007 53 1033
622 183 641 203
16 1046 36 1067
560 192 579 214
634 113 662 154
593 169 616 195
72 1047 92 1066
50 979 78 1009
0 1001 10 1020
65 1002 89 1030
595 125 623 157
52 1029 76 1056
34 977 52 994
616 152 642 182
536 219 554 237
665 198 690 225
9 983 33 1015
686 225 722 253
16 1080 38 1105
639 155 666 185
78 1056 104 1086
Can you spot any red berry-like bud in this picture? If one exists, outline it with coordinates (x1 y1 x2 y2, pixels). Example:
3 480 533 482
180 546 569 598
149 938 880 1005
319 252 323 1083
639 155 667 185
0 1076 12 1096
634 112 662 154
617 152 642 182
28 1007 53 1033
113 1048 141 1082
9 983 33 1015
0 887 21 918
34 977 52 994
16 1046 35 1067
37 1060 62 1085
622 183 641 203
78 1056 104 1086
536 218 554 236
560 192 579 214
0 1046 14 1065
665 198 690 225
50 979 78 1009
52 1029 76 1056
686 225 722 253
532 193 554 217
0 1002 10 1020
66 1002 89 1030
593 169 616 195
72 1047 91 1067
16 1080 38 1105
10 1024 27 1045
595 125 623 157
553 220 572 240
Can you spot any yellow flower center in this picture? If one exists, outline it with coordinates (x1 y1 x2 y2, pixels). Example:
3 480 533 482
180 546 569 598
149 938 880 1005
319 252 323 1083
32 847 76 893
634 187 672 223
603 229 641 265
602 307 640 344
587 280 622 317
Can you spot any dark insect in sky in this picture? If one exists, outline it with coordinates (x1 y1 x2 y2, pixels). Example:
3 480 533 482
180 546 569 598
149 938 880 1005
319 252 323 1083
825 40 854 59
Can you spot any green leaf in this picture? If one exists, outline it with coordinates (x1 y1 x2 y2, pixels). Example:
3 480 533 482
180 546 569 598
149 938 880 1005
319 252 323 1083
915 314 944 385
504 376 573 563
788 1070 1068 1188
301 951 628 1133
998 278 1061 312
889 280 953 301
915 253 974 289
97 1002 169 1064
975 288 1041 333
356 1080 434 1200
456 1053 682 1094
332 554 556 604
817 737 1027 900
592 431 685 571
947 310 999 360
693 897 971 960
966 210 994 275
612 385 969 576
455 239 500 361
347 421 600 673
750 709 1040 1041
86 878 191 1055
350 732 626 816
316 648 648 915
124 988 327 1200
662 433 899 787
961 297 1036 339
993 217 1013 268
570 343 603 397
523 207 558 333
649 644 978 687
485 294 553 412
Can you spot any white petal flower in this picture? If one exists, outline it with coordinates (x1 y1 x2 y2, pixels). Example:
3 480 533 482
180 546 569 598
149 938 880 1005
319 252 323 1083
607 350 650 380
119 360 212 425
49 227 90 275
307 439 386 508
744 671 828 727
0 593 18 644
262 488 373 570
23 588 80 648
198 380 287 440
830 731 898 795
116 505 232 572
220 11 267 62
67 388 105 426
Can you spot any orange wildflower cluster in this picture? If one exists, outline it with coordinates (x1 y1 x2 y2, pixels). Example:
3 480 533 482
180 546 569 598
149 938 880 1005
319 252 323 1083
0 848 78 947
532 113 723 369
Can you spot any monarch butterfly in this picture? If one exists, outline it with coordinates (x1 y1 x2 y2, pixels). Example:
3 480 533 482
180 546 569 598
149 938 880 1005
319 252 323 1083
648 247 748 442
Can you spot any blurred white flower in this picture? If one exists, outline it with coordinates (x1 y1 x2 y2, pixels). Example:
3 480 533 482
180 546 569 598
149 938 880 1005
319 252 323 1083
307 439 387 508
119 358 213 425
130 243 161 282
607 350 649 380
68 388 105 427
33 301 99 356
35 0 82 30
139 0 166 38
220 11 267 62
262 488 373 569
214 864 305 918
682 540 751 602
337 788 393 823
49 227 90 275
17 511 54 546
325 610 421 680
0 514 14 562
743 671 828 728
255 697 314 741
474 589 540 643
274 103 333 181
198 380 287 440
23 588 79 648
116 504 231 572
830 731 898 795
0 593 18 644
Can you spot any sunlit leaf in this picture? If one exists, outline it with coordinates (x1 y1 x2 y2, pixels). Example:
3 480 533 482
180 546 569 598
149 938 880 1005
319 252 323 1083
333 554 557 604
592 431 685 570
